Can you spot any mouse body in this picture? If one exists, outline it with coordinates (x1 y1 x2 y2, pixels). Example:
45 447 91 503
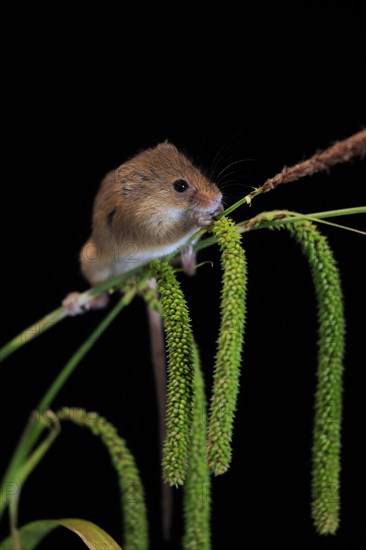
64 142 223 314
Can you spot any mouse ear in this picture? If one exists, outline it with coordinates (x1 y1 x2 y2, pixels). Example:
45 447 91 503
161 140 178 149
115 163 133 184
155 140 175 150
155 140 178 153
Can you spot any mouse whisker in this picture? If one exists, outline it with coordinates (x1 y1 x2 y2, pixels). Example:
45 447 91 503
218 168 251 188
216 159 254 186
209 132 244 180
219 184 252 196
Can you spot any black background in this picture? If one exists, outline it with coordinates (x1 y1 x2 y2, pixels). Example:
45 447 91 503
1 3 365 549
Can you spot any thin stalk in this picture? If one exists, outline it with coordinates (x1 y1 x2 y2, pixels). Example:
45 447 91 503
0 308 66 363
194 207 366 254
0 289 135 521
9 412 61 546
223 130 366 216
237 209 366 235
0 207 364 365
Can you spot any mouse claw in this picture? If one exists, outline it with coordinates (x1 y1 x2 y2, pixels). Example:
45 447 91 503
62 291 110 316
212 203 224 217
195 204 224 227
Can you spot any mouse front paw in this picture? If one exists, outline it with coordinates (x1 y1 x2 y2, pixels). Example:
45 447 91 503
194 205 224 227
194 213 215 227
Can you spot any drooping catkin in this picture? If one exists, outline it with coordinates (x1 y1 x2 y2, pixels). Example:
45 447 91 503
56 408 148 550
183 343 211 550
286 221 345 535
207 216 247 475
151 260 194 486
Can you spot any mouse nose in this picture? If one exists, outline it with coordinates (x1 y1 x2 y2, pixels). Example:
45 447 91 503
197 191 222 211
210 192 223 211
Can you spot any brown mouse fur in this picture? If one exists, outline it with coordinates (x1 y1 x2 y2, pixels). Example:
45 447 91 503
62 142 223 536
80 142 223 286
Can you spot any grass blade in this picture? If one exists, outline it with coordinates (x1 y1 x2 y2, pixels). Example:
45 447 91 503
0 518 122 550
0 290 136 521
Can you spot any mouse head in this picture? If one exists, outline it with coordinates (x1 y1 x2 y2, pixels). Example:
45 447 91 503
115 142 223 226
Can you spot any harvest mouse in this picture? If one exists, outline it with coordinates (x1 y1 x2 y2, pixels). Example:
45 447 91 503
63 142 223 314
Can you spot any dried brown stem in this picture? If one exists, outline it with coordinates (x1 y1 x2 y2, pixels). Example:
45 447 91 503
261 129 366 193
219 129 366 218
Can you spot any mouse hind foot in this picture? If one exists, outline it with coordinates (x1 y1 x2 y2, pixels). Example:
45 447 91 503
62 291 110 316
181 245 197 276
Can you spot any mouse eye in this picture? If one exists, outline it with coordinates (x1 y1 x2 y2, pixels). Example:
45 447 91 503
173 179 189 193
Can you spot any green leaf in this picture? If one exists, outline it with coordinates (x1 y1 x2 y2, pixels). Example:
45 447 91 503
8 412 60 541
0 518 122 550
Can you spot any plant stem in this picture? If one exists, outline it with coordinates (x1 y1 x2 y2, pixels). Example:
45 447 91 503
0 289 135 521
194 207 366 254
298 206 365 219
0 206 363 366
38 290 135 411
237 209 366 235
0 308 66 363
222 130 366 216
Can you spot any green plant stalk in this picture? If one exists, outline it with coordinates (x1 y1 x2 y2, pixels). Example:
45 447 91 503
207 217 247 475
284 221 345 535
237 209 366 235
282 206 365 220
0 307 66 363
0 270 142 365
0 208 363 365
0 290 135 521
9 413 61 547
57 408 148 550
183 344 211 550
151 260 194 486
194 207 366 255
38 291 133 411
